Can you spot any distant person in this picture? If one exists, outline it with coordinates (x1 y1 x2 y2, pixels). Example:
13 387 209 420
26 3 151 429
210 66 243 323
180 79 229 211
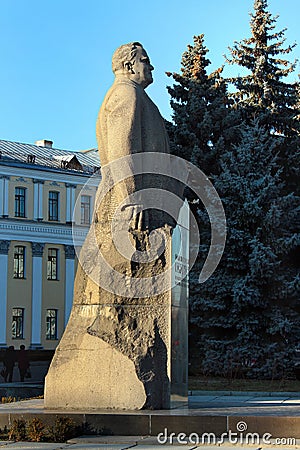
3 346 16 383
18 345 30 382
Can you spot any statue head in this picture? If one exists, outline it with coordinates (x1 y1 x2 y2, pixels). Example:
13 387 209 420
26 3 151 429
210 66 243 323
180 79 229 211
112 42 154 89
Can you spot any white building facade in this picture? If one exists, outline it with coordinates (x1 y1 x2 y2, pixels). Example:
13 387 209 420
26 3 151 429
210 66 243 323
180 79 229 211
0 139 100 350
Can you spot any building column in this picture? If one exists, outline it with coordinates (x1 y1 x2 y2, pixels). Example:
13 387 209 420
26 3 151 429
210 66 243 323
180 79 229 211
0 240 10 347
30 242 44 349
33 179 44 221
64 245 75 326
65 184 77 224
0 176 10 217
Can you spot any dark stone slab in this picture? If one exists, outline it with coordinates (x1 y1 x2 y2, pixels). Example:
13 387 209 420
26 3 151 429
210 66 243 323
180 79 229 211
84 414 150 435
0 386 43 400
1 400 300 439
151 414 227 436
229 415 300 439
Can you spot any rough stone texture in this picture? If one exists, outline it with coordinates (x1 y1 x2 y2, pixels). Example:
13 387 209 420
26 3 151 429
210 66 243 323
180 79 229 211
45 312 146 410
44 43 186 410
44 228 173 410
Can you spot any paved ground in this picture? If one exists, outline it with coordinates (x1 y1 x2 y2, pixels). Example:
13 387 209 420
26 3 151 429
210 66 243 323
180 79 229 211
0 435 300 449
188 392 300 415
0 393 300 449
1 392 300 416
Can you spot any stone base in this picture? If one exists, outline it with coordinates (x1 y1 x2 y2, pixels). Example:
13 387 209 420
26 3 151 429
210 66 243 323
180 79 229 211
45 334 145 410
45 214 188 410
2 397 300 439
44 301 174 410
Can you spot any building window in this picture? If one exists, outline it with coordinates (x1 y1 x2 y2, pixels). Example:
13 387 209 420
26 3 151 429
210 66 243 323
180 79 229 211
48 191 59 221
46 309 58 340
47 248 58 280
12 308 24 339
81 195 91 224
15 187 26 217
13 246 25 279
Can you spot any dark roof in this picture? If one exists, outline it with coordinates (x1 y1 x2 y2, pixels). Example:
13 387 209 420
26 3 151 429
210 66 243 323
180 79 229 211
0 140 100 174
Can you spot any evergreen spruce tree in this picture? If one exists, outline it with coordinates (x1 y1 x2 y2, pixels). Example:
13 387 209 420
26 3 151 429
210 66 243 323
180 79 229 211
167 3 299 378
167 35 240 367
191 120 300 378
225 0 300 189
226 0 298 130
210 0 300 377
167 34 239 176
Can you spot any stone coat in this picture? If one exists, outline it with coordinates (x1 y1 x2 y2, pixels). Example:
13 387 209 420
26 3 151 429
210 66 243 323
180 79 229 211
95 77 173 228
96 77 169 166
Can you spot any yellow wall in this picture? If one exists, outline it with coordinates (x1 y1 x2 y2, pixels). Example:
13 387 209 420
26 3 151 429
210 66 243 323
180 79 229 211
74 184 96 225
3 173 93 350
43 181 66 223
73 185 82 224
6 241 32 348
41 244 65 349
8 177 34 220
6 242 69 350
7 176 97 225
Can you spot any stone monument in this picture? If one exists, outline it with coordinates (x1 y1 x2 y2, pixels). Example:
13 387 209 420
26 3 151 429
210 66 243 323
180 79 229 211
44 42 188 410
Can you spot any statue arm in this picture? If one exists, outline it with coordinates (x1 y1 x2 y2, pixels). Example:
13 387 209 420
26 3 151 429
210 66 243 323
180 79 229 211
103 83 144 226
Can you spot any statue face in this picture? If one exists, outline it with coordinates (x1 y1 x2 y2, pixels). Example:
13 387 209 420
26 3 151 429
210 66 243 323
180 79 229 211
130 46 154 88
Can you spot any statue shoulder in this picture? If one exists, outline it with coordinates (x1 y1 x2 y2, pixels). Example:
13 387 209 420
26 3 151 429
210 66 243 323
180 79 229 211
105 80 140 111
112 79 140 97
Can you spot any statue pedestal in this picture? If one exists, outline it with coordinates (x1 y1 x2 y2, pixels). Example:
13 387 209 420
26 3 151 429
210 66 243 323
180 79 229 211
170 204 189 404
45 207 188 410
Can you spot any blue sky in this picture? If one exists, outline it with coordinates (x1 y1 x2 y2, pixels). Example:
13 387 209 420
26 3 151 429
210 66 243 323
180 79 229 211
0 0 299 151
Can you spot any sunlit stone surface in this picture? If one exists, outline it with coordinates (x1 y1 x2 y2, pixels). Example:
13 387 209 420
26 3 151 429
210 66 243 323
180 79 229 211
45 42 188 410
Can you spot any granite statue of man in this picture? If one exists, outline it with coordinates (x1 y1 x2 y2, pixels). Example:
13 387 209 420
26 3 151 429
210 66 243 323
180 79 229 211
96 42 173 232
44 43 187 410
